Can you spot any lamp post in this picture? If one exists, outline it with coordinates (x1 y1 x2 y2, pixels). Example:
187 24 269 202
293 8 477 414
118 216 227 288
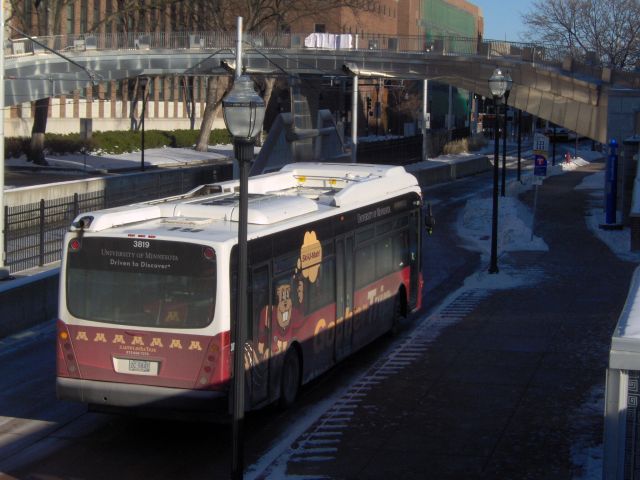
488 68 511 274
517 109 522 182
139 77 149 172
500 72 512 197
222 20 265 478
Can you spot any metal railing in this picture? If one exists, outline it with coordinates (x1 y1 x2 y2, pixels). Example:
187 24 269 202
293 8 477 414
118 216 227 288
5 191 105 273
4 30 596 77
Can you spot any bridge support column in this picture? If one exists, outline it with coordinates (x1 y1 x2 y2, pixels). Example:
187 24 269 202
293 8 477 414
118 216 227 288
351 75 358 162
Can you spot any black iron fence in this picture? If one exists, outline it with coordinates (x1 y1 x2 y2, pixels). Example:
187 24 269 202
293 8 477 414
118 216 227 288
4 163 232 274
5 192 105 273
357 129 471 164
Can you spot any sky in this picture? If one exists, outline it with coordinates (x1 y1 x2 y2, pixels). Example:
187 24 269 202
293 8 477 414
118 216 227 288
472 0 535 42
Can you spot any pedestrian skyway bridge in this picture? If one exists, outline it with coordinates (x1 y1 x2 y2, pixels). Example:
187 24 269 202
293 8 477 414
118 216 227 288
6 31 640 143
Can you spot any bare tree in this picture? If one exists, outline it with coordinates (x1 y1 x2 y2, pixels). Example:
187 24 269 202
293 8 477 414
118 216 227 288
8 0 173 163
522 0 640 69
188 0 367 151
8 0 76 163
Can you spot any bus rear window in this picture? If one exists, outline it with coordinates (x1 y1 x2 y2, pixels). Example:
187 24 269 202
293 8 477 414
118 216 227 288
66 238 216 329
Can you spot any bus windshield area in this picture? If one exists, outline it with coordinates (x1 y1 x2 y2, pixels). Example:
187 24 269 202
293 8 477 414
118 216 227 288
66 238 216 329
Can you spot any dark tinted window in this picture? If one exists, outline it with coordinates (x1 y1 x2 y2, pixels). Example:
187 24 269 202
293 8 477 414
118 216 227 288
304 258 336 314
66 238 216 328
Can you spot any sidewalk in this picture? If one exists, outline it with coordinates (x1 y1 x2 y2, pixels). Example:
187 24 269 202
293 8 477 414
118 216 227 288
248 159 637 478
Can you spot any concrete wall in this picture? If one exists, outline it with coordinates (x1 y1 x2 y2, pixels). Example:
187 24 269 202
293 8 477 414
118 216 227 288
405 154 490 186
0 269 59 338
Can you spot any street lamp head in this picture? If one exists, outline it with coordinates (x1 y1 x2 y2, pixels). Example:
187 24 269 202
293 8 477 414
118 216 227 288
488 68 513 100
222 75 266 140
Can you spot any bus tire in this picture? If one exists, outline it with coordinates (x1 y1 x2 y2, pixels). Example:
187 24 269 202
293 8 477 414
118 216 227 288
390 291 406 336
279 348 301 408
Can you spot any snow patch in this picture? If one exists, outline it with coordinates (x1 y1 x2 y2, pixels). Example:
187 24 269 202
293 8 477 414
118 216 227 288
456 195 548 257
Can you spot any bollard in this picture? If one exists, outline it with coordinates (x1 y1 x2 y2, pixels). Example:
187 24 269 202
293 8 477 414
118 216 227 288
604 139 619 226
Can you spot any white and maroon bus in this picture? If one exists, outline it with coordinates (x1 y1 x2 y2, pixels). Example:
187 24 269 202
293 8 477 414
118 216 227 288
57 163 424 414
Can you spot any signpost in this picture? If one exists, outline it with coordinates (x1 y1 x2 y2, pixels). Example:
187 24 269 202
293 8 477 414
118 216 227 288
531 133 549 239
533 154 547 184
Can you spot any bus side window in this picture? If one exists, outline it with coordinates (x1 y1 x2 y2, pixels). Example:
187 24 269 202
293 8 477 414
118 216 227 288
249 267 270 342
393 230 409 268
355 243 375 288
375 237 393 277
305 258 335 314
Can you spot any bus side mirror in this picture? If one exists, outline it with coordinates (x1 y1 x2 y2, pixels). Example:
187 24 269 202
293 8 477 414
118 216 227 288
424 203 435 235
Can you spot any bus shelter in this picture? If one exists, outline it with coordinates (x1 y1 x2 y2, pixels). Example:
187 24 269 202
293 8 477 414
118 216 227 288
604 266 640 479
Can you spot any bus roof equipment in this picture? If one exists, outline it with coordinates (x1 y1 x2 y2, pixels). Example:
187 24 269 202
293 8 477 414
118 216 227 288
71 163 421 233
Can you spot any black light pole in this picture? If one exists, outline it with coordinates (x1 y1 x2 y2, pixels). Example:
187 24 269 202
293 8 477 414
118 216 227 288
517 109 522 182
223 17 266 480
488 68 511 274
552 125 557 166
500 73 512 197
139 77 149 172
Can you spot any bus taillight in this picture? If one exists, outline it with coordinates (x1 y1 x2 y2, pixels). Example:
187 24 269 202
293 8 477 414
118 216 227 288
69 239 81 252
57 321 80 379
195 331 231 390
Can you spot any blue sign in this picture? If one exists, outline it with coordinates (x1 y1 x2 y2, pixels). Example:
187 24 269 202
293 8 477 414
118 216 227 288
533 154 547 177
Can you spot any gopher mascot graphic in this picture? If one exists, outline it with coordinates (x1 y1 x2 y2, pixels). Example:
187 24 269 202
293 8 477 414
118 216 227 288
274 281 293 354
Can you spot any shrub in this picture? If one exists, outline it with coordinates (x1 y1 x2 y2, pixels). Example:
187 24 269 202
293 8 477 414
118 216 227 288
6 137 30 158
443 138 468 155
443 134 487 155
45 133 90 155
208 129 232 145
91 131 141 154
172 129 198 148
6 128 234 157
467 134 487 151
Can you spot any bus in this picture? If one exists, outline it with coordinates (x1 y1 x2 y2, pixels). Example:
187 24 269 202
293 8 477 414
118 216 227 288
56 162 425 414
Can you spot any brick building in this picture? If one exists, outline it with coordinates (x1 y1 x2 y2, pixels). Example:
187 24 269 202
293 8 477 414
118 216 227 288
5 0 483 137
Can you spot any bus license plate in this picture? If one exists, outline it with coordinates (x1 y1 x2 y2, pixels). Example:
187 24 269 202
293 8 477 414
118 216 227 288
113 357 159 376
129 359 150 372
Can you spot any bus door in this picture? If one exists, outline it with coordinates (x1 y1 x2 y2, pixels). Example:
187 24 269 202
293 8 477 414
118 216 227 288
335 235 354 361
409 211 421 307
247 264 271 406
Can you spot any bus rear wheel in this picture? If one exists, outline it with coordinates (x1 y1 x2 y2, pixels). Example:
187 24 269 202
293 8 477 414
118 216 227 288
279 348 301 408
390 291 406 336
